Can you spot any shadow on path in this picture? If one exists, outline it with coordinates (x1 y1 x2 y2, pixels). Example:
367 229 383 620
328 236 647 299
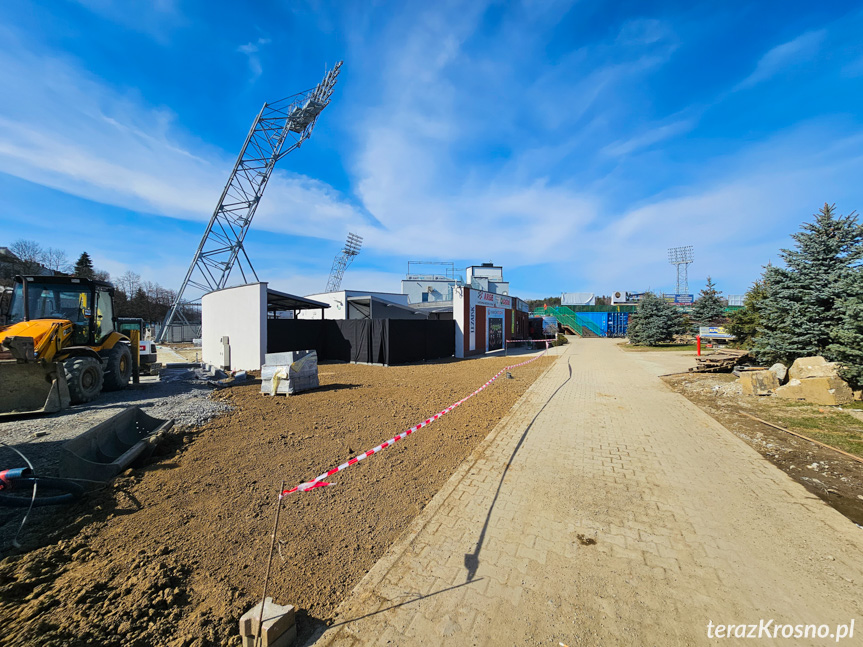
464 358 572 582
330 578 485 628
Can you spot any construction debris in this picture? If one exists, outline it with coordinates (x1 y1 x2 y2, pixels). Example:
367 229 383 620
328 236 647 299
739 370 780 396
690 348 753 373
788 356 842 380
775 376 854 406
769 362 788 383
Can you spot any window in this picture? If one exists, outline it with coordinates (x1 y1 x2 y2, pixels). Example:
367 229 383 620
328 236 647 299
94 290 115 342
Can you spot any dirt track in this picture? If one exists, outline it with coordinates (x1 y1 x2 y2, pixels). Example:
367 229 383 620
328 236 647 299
0 353 553 646
664 372 863 525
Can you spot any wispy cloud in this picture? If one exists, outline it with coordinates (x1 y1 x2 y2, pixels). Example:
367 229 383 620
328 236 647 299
73 0 184 42
602 117 695 157
735 29 825 90
0 41 365 243
237 37 271 82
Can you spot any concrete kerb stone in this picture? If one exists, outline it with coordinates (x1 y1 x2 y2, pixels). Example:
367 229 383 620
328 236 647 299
241 597 297 647
303 344 568 646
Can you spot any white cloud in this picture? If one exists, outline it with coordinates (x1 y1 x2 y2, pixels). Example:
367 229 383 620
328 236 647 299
73 0 183 42
736 30 825 90
0 42 365 242
602 118 695 157
237 37 271 82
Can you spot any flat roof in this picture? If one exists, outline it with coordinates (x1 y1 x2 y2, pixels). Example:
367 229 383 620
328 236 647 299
267 288 330 312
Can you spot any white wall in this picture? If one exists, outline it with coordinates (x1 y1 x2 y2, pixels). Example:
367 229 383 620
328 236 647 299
297 291 346 320
202 283 267 371
453 286 466 358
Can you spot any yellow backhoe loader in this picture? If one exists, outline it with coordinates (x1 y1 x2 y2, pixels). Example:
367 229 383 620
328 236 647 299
0 275 133 416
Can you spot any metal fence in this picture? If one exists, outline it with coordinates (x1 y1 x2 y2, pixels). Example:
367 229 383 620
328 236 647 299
152 323 201 343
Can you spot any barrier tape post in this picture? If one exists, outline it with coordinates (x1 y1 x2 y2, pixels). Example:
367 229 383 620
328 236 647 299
255 480 285 647
280 339 553 498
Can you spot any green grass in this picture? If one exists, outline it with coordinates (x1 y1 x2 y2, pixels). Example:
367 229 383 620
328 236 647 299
845 401 863 410
773 412 863 457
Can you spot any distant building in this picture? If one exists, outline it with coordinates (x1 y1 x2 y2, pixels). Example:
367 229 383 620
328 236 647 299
298 290 427 320
401 261 509 306
0 247 55 280
727 294 745 307
465 263 509 295
561 292 596 306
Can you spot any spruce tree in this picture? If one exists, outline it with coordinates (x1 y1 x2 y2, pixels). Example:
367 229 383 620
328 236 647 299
827 269 863 389
627 292 687 346
690 276 726 326
74 252 95 279
727 277 768 348
752 203 863 365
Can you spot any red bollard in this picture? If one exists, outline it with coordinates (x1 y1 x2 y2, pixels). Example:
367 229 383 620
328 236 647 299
697 335 701 356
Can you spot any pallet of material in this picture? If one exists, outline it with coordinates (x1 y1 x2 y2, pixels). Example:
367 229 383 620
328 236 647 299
689 348 752 373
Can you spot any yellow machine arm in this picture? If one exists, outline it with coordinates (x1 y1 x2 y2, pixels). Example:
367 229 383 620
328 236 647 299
0 319 74 362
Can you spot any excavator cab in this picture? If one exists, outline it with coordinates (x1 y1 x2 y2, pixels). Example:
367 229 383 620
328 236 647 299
0 275 133 416
7 276 116 347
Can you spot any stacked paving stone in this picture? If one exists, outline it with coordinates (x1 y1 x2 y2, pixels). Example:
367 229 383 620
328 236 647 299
261 350 319 396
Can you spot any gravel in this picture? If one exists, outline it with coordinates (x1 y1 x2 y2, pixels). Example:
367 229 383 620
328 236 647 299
0 375 232 553
0 377 231 472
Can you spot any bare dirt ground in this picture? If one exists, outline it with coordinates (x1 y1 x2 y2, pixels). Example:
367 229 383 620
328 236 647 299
662 372 863 527
0 353 554 647
158 344 203 364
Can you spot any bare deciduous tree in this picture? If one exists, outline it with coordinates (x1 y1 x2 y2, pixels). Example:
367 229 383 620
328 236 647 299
117 270 142 298
41 247 72 273
10 239 44 274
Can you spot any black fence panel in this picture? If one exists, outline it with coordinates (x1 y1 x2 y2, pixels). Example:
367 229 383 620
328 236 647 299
385 320 455 365
267 319 328 356
266 318 455 365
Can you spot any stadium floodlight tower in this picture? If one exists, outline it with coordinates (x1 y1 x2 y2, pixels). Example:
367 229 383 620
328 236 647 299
325 232 363 292
668 245 695 295
157 61 343 342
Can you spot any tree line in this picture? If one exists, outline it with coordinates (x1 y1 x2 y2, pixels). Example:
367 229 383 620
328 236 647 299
1 239 193 324
628 204 863 389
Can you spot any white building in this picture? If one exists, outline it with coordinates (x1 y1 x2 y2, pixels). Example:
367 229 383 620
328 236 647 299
201 283 329 371
561 292 596 306
401 261 509 306
297 290 427 320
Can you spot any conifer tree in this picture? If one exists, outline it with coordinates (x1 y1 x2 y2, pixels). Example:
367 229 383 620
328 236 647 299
74 252 95 279
827 269 863 389
691 276 726 326
627 292 687 346
727 277 768 348
752 203 863 365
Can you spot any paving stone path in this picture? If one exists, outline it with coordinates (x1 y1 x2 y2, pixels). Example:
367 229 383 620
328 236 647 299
310 339 863 646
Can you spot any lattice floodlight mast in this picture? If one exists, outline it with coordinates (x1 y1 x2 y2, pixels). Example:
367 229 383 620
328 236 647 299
325 232 363 292
667 245 694 295
157 61 343 341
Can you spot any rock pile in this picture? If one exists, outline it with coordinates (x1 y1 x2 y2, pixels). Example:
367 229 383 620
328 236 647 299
738 356 857 405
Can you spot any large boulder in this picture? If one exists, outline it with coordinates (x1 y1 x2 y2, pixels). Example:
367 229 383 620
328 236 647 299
774 376 854 406
769 362 788 383
739 370 780 396
788 356 840 380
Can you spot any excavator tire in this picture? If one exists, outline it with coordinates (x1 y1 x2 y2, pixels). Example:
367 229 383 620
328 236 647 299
103 343 132 391
64 356 104 404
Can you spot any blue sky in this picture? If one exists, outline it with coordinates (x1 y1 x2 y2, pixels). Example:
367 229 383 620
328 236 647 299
1 1 862 301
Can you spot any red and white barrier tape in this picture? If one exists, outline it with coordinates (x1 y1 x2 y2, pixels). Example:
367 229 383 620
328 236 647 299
280 342 552 497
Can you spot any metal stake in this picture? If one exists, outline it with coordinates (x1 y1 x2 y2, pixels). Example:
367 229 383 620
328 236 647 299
255 481 285 647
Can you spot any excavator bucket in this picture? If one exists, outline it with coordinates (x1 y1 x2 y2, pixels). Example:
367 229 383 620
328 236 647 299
0 359 71 418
